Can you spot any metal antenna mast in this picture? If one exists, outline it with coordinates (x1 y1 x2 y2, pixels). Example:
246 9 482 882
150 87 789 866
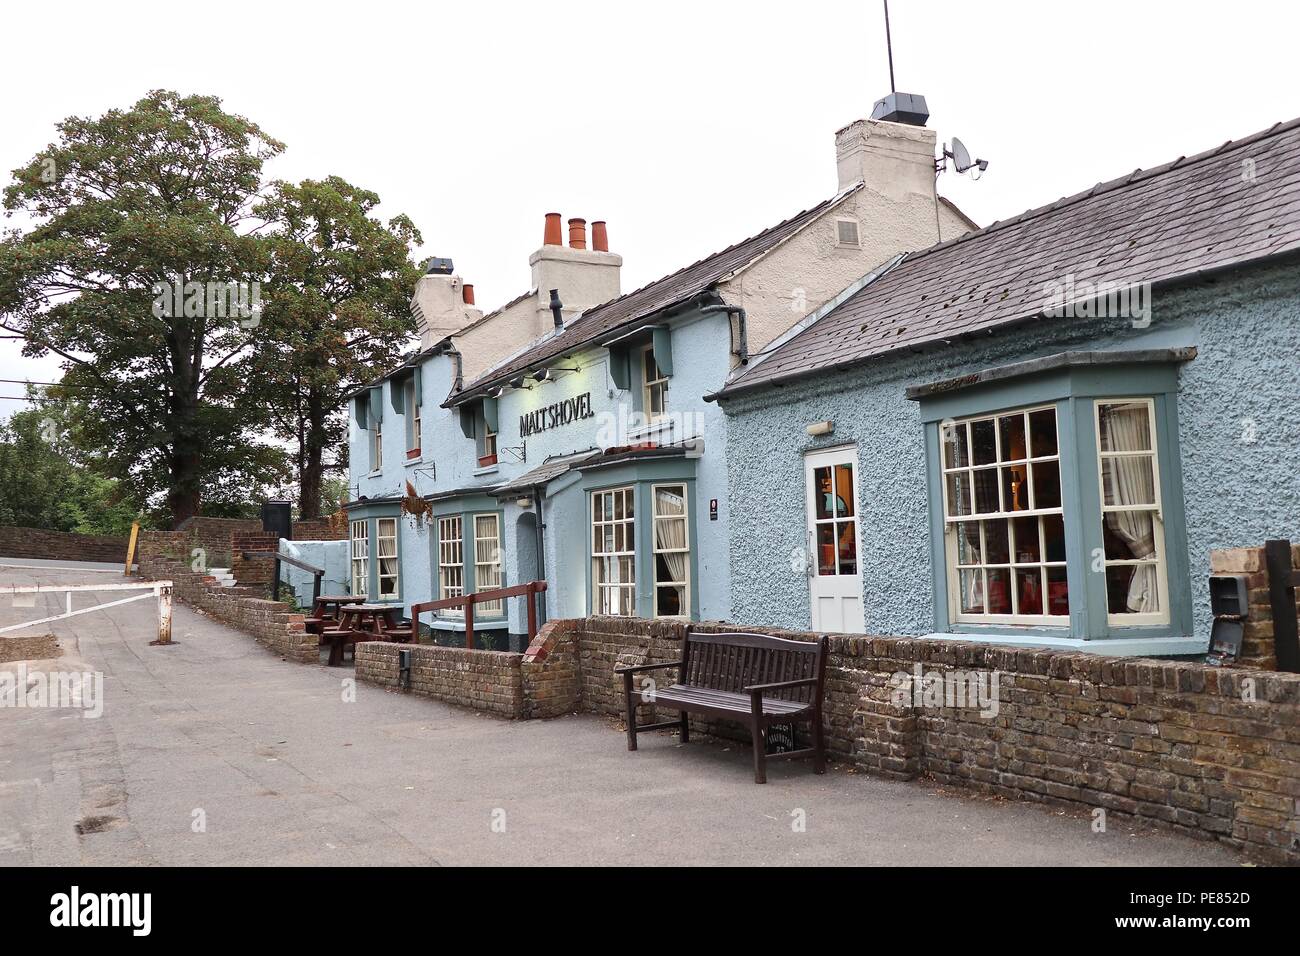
883 0 896 92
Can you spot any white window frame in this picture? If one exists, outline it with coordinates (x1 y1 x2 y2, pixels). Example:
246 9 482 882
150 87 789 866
941 404 1070 627
651 482 691 619
474 513 504 615
350 519 369 598
406 379 421 454
641 345 669 423
1094 398 1170 627
375 517 399 600
591 486 636 616
480 420 497 462
437 515 464 617
372 420 383 471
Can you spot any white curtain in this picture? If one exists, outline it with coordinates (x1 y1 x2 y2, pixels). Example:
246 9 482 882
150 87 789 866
1102 405 1158 612
654 488 688 585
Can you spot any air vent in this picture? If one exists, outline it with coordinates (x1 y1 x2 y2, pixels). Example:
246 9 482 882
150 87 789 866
836 218 861 248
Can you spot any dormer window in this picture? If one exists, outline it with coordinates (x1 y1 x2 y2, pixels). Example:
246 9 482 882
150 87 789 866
373 420 383 471
643 345 669 421
478 421 498 468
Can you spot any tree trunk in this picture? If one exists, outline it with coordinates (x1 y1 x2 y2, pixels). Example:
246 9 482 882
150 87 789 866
299 387 327 519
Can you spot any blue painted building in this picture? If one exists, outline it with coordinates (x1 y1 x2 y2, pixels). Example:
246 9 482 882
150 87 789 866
342 109 974 646
710 117 1300 656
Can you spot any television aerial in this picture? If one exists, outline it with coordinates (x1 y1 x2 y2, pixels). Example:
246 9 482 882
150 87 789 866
939 136 990 180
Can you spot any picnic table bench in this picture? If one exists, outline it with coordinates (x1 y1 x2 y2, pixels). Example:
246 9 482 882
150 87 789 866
615 627 828 784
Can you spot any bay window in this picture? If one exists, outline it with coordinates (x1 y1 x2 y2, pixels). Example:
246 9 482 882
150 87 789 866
652 484 690 617
592 487 636 615
917 349 1193 646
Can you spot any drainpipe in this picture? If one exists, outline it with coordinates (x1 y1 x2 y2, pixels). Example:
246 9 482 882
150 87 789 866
700 301 750 365
532 484 547 627
446 343 464 392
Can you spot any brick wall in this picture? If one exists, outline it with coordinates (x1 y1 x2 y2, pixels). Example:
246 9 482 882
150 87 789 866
137 549 315 663
230 532 279 590
174 517 260 564
0 525 128 564
356 642 524 717
1211 543 1300 670
291 519 346 541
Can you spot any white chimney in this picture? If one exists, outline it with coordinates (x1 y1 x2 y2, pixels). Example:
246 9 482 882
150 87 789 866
412 259 482 347
835 117 938 204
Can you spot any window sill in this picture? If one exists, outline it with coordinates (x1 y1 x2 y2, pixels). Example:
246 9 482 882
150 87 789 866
364 470 382 478
627 419 674 442
404 456 424 467
919 631 1208 657
473 464 499 477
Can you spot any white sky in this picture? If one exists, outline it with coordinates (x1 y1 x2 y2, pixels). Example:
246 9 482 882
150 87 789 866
3 0 1299 421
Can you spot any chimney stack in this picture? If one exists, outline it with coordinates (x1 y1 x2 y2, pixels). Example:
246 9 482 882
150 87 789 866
411 257 483 348
835 114 938 203
591 220 609 253
543 212 563 246
568 218 587 250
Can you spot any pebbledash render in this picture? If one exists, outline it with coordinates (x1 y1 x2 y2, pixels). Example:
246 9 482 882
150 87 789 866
341 105 974 648
709 116 1300 657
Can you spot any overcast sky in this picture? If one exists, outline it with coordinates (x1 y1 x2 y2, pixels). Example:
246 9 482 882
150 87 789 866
3 0 1299 420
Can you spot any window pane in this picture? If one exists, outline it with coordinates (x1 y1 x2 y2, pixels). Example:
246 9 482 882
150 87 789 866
1105 564 1160 615
1031 461 1062 509
998 413 1027 462
816 524 836 575
834 465 855 517
1001 465 1029 512
837 521 857 575
1101 456 1156 507
956 522 981 565
614 491 624 520
1029 409 1057 457
1099 402 1152 452
1046 566 1070 616
1043 514 1066 562
624 489 634 519
814 467 833 519
1015 567 1043 615
984 519 1010 565
655 485 685 517
986 568 1012 614
1011 517 1040 563
959 568 984 613
656 585 685 617
947 473 971 517
1103 510 1158 561
973 468 999 514
971 419 997 465
943 423 969 469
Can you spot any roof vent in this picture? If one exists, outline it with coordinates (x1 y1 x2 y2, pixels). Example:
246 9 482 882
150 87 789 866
424 257 454 275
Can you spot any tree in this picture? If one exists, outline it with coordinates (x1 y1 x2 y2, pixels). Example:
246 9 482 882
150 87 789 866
252 177 421 518
0 90 288 526
0 402 141 536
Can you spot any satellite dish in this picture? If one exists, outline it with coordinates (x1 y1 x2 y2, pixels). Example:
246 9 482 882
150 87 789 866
941 137 990 179
951 137 974 173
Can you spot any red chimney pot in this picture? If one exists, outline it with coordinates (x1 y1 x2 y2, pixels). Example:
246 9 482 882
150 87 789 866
591 220 609 253
568 218 587 250
462 283 475 306
543 212 563 246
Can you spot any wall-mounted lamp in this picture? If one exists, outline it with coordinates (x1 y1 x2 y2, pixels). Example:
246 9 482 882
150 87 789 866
489 385 504 399
509 375 527 390
533 366 581 383
515 496 534 509
805 420 834 437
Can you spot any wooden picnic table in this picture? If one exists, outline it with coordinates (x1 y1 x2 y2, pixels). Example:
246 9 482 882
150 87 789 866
323 603 413 666
305 594 365 637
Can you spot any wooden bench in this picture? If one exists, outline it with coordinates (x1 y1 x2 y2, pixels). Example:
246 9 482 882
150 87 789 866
615 627 828 784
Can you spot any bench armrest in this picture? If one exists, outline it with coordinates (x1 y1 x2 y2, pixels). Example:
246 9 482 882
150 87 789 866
614 660 684 676
744 677 817 694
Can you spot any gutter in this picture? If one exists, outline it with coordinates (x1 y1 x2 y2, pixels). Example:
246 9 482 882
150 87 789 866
699 298 749 365
704 244 1300 404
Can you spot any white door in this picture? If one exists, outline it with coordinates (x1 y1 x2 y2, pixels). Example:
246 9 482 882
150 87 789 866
805 447 865 633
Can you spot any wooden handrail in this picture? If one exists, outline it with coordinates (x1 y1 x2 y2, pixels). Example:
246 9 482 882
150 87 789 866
411 580 548 650
241 550 325 604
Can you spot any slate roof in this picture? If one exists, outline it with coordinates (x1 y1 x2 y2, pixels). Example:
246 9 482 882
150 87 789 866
715 117 1300 398
447 185 865 405
489 450 600 497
